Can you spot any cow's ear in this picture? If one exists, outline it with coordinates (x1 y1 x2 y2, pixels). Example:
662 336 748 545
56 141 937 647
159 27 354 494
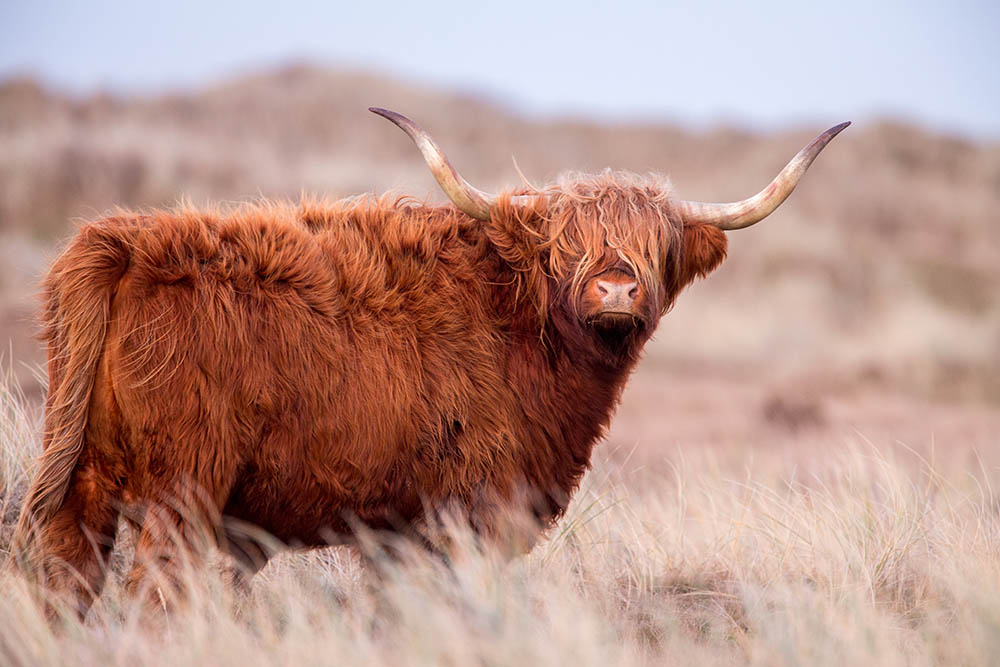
675 222 728 292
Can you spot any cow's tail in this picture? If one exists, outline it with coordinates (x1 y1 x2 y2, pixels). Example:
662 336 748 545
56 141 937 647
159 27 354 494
10 222 131 566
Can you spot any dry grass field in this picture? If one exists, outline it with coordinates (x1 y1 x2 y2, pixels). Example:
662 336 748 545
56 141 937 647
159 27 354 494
1 65 998 665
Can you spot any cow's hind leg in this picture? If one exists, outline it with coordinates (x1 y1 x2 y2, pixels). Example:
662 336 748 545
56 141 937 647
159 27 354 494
125 490 223 612
124 465 238 613
35 463 121 620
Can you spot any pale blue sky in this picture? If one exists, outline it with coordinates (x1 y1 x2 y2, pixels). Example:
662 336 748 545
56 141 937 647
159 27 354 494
1 0 997 138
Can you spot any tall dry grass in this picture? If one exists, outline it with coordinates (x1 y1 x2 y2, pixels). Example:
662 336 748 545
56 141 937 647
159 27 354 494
1 366 998 666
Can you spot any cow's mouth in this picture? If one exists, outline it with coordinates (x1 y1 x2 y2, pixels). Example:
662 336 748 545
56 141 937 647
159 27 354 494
588 312 644 348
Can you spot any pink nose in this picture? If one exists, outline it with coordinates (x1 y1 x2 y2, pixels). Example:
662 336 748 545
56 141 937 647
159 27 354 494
597 279 639 311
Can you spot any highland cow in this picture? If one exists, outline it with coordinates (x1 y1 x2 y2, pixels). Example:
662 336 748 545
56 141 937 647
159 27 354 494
12 108 847 614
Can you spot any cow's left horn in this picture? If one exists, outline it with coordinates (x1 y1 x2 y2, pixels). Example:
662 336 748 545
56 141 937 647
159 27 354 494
676 122 850 230
370 107 496 221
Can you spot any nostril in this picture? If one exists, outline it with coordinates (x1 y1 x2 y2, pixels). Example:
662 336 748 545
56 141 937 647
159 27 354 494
628 284 639 299
597 283 609 296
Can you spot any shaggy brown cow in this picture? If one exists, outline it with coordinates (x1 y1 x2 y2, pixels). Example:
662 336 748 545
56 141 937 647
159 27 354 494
12 108 847 614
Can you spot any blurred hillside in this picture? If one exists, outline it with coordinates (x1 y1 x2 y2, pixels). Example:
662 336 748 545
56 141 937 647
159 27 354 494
1 65 998 443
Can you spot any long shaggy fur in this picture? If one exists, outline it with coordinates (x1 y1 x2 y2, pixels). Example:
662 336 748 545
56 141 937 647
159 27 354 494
12 170 728 611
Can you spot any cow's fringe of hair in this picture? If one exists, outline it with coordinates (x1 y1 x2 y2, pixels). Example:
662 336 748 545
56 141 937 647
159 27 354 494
492 169 683 322
10 225 131 563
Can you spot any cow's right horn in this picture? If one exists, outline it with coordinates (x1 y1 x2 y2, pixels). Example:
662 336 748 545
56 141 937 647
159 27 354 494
370 108 497 221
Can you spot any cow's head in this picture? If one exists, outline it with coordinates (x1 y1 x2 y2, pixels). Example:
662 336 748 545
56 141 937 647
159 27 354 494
371 108 847 364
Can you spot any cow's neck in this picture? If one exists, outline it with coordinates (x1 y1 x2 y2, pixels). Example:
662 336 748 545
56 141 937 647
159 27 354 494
504 308 639 521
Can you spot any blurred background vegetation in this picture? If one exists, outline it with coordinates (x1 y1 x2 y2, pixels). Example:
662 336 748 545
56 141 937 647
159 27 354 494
1 64 997 455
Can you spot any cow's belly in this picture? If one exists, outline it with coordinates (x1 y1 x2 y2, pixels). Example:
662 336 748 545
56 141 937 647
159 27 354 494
220 447 431 546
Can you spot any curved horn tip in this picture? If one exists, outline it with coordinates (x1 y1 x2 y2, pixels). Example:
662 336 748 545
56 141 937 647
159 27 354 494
369 107 405 123
828 121 851 136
